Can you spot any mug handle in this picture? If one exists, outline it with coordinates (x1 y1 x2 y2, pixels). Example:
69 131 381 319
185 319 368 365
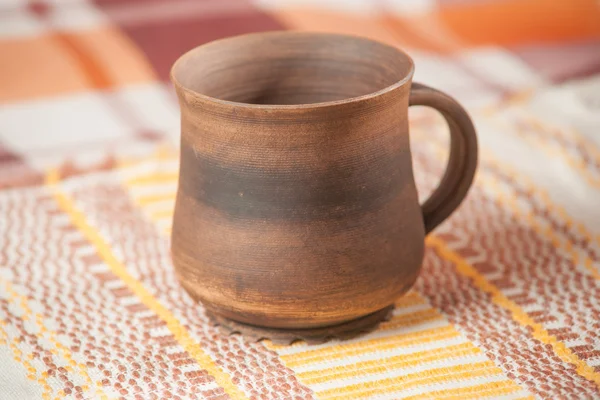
409 83 478 234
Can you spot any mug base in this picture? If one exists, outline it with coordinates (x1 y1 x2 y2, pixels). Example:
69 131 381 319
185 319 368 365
206 305 395 345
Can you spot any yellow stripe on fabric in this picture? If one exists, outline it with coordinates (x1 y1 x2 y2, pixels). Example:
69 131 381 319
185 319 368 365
428 235 600 389
394 291 427 308
420 115 600 278
118 154 178 234
126 172 178 186
118 145 176 168
136 193 176 206
495 114 600 187
480 151 600 281
480 118 600 254
524 117 597 157
46 170 248 400
427 138 600 282
151 209 176 220
278 326 458 368
316 361 502 399
480 107 600 189
298 342 481 385
483 170 600 281
402 380 525 400
524 117 600 188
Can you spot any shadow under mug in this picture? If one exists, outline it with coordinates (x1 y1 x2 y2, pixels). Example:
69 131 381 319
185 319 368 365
170 31 478 338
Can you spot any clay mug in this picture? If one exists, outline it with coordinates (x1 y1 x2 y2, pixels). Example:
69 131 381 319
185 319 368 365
170 32 477 337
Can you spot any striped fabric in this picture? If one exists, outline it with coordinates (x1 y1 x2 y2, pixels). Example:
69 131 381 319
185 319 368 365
1 0 600 399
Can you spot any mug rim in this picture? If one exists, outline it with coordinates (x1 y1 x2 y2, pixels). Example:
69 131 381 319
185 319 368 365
170 31 415 110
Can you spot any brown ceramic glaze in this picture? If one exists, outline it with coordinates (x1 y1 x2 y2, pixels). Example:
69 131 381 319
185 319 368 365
170 32 477 332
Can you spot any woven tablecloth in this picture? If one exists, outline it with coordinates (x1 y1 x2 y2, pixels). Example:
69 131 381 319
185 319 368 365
1 0 600 399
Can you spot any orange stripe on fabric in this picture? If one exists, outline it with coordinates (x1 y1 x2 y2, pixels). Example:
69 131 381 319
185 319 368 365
51 32 112 89
71 28 157 87
437 0 600 46
377 6 513 95
0 28 155 103
265 8 400 47
428 235 600 390
379 12 457 53
0 36 88 103
46 170 248 400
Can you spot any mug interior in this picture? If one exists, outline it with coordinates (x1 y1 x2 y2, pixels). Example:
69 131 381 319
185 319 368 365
171 32 413 107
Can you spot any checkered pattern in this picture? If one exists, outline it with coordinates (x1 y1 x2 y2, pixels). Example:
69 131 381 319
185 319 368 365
1 0 600 399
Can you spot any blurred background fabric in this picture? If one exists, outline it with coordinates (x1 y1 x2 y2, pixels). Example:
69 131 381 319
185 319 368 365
1 0 600 399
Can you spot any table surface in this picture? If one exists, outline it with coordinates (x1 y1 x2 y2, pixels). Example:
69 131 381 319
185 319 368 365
1 0 600 399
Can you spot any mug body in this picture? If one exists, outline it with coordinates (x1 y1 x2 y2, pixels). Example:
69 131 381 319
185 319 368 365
171 32 425 329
